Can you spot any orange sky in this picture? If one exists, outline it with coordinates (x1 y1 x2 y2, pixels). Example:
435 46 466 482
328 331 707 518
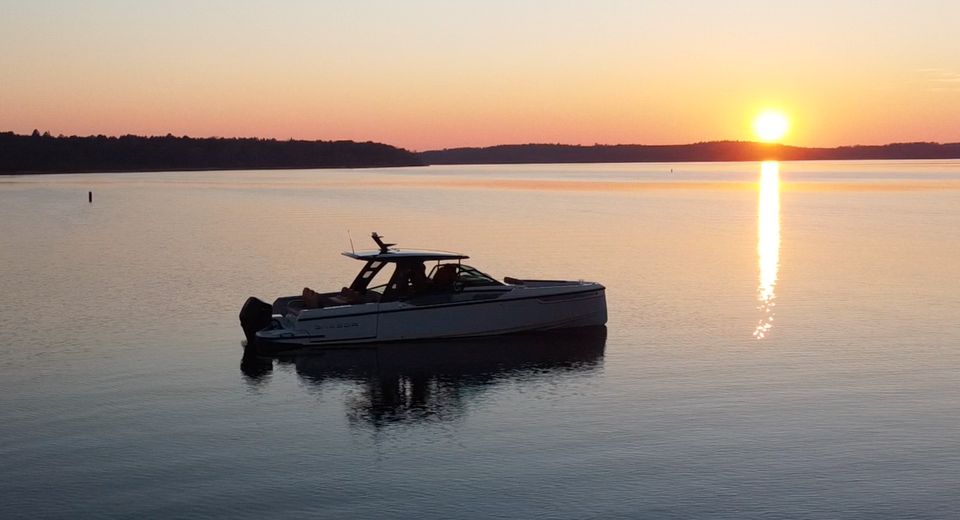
2 1 959 151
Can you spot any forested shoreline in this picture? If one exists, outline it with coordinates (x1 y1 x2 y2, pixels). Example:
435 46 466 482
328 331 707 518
421 141 960 164
0 131 423 174
3 131 960 174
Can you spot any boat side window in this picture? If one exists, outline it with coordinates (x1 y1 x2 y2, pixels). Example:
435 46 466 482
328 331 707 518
364 262 396 295
350 260 388 293
363 261 384 277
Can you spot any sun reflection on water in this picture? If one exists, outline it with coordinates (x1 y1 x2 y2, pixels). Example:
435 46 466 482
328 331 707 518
754 161 781 339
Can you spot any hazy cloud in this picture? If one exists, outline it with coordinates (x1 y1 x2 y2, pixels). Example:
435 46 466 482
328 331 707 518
919 69 960 91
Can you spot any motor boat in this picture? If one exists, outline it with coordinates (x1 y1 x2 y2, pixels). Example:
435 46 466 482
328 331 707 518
240 233 607 353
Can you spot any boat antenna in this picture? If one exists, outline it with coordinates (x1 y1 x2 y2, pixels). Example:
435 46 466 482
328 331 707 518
347 229 356 255
371 232 395 254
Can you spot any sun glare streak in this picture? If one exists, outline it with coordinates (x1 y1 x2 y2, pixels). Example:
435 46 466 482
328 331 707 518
754 161 781 339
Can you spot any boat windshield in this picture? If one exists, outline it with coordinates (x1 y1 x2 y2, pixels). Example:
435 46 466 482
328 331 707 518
429 263 503 287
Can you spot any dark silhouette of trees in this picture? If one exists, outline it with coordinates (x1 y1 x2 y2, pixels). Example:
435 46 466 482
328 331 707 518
420 141 960 165
4 131 960 174
0 132 423 174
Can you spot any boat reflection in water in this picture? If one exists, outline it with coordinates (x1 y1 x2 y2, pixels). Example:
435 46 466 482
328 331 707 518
754 161 781 339
242 327 605 427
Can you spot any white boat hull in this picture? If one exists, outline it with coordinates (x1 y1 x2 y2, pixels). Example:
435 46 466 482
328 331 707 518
253 282 606 350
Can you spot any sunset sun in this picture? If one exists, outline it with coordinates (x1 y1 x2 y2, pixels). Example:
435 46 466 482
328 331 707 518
753 111 790 142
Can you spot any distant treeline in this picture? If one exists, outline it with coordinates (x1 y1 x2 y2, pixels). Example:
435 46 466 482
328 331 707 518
420 141 960 164
0 131 423 174
5 131 960 174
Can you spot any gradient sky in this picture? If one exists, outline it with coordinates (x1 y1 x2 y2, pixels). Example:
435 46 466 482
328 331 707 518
2 0 958 150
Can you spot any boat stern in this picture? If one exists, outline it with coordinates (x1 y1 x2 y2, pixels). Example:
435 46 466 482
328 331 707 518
239 296 274 346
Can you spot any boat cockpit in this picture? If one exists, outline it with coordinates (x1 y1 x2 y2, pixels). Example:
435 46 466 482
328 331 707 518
275 234 508 314
355 259 505 303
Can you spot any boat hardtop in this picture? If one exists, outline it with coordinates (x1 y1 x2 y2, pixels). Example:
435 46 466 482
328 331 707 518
342 249 468 261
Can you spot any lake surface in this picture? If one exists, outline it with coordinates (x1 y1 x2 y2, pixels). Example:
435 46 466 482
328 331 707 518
1 161 958 519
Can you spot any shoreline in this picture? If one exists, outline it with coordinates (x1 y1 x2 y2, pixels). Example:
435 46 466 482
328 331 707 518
0 163 427 176
4 131 960 175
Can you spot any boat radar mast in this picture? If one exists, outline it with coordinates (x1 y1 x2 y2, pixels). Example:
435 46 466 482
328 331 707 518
371 232 396 254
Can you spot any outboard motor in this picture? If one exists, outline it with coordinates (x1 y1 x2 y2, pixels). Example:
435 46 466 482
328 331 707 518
239 297 274 346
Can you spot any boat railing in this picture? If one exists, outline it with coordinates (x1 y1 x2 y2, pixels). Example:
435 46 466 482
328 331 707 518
504 278 592 287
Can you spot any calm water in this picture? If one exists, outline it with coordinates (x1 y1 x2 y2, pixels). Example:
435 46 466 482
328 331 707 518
1 161 958 519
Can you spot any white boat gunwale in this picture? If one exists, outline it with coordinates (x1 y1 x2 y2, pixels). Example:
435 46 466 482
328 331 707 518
294 286 604 322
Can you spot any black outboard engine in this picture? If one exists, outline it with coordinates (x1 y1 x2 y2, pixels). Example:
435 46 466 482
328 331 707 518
239 297 274 346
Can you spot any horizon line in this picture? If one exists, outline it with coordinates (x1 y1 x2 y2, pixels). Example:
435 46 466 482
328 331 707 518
5 129 959 153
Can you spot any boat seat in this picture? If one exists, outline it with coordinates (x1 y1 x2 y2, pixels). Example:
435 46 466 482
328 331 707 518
432 264 458 289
